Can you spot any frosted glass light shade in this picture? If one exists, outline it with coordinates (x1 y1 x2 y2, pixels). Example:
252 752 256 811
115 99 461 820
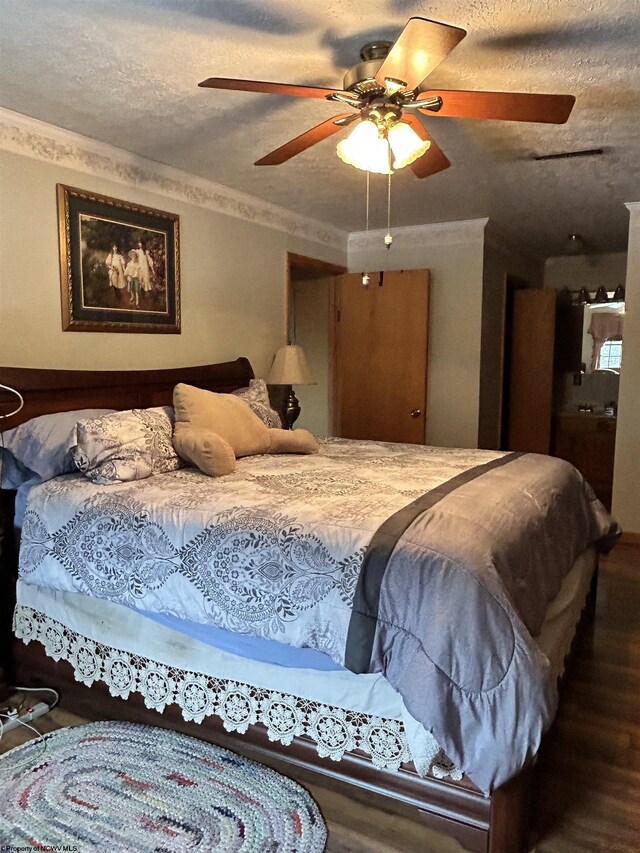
387 121 431 169
267 345 314 385
336 119 393 175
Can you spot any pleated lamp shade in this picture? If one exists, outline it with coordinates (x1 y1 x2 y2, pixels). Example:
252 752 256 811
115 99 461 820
268 345 314 385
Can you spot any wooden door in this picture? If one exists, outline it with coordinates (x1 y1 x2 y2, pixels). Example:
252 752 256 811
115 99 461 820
333 269 429 443
506 288 556 454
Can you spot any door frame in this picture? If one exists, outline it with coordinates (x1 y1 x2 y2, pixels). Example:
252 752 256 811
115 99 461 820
285 252 347 435
285 252 347 343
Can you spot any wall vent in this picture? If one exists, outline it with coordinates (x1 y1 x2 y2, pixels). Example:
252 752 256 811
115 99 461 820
533 148 604 161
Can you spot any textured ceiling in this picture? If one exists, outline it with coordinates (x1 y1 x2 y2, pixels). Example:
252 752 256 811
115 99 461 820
1 0 639 258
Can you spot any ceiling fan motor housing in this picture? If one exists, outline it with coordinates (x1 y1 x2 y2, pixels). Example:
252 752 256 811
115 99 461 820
342 41 392 96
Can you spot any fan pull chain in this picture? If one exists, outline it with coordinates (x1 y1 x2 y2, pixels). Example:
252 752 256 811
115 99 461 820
385 143 393 250
362 170 371 287
366 167 370 234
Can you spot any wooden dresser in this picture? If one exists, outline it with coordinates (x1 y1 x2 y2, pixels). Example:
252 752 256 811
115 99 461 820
551 413 617 509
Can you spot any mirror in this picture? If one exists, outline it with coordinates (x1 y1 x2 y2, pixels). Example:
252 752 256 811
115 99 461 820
555 290 625 375
581 298 625 374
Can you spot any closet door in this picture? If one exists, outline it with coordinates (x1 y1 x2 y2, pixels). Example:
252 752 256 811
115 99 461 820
333 269 429 444
506 288 556 453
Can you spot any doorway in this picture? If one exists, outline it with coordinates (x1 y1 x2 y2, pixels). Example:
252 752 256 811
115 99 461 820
285 253 346 435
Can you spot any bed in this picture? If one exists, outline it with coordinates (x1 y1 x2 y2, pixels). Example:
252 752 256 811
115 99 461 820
0 360 619 853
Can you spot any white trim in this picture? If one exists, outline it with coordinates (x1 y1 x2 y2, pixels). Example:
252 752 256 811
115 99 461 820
625 202 640 219
348 218 489 253
0 107 347 251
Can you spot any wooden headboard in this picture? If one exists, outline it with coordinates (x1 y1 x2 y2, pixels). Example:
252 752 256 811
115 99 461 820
0 358 254 429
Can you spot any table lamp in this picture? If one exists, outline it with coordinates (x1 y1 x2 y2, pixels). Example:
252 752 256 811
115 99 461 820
267 345 314 429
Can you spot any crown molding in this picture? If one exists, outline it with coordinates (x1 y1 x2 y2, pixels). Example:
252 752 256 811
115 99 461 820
0 107 347 251
348 218 489 252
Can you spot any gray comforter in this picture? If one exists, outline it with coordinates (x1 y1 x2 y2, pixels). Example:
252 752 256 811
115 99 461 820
18 438 619 793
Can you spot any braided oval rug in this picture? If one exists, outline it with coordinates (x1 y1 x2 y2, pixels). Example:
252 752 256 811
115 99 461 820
0 721 327 852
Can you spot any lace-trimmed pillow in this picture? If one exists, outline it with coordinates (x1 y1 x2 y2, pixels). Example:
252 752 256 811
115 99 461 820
233 379 282 429
71 406 183 484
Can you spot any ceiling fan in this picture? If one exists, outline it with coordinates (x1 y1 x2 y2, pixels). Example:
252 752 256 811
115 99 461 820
198 17 575 178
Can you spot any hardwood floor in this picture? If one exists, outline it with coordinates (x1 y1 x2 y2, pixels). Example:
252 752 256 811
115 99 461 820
529 542 640 853
1 544 638 852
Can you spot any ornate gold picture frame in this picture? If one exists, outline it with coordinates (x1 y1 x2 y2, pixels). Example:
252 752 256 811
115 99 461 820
57 184 180 333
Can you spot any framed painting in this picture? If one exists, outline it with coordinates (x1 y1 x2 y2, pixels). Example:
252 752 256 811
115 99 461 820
57 184 180 333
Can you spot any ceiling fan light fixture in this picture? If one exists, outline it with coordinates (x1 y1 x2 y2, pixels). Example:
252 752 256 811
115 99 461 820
336 119 393 174
388 121 431 169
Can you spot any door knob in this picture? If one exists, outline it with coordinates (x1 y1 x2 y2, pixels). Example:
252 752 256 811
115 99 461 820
410 409 421 418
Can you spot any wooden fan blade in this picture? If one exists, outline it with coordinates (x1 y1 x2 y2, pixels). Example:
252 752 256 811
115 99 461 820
375 17 466 92
401 114 451 178
198 77 339 99
420 90 576 123
255 114 353 166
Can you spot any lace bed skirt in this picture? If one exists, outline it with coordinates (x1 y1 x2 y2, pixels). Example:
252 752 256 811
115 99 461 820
13 602 461 782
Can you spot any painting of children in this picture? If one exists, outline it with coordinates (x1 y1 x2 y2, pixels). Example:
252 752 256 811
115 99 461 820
58 184 180 333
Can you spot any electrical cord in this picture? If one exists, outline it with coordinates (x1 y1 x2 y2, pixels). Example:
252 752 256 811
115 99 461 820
0 686 58 745
0 712 48 771
10 685 59 710
0 712 43 742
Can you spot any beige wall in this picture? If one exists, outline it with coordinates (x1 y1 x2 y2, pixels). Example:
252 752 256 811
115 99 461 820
348 221 486 449
612 204 640 534
0 149 345 380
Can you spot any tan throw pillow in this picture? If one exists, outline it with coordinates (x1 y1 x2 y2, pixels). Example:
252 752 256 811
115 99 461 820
172 423 236 477
173 383 270 458
266 428 319 454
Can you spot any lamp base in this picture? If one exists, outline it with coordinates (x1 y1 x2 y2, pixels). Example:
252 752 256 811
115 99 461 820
283 385 300 430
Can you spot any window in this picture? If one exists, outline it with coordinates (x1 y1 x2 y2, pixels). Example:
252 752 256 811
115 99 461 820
598 339 622 370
